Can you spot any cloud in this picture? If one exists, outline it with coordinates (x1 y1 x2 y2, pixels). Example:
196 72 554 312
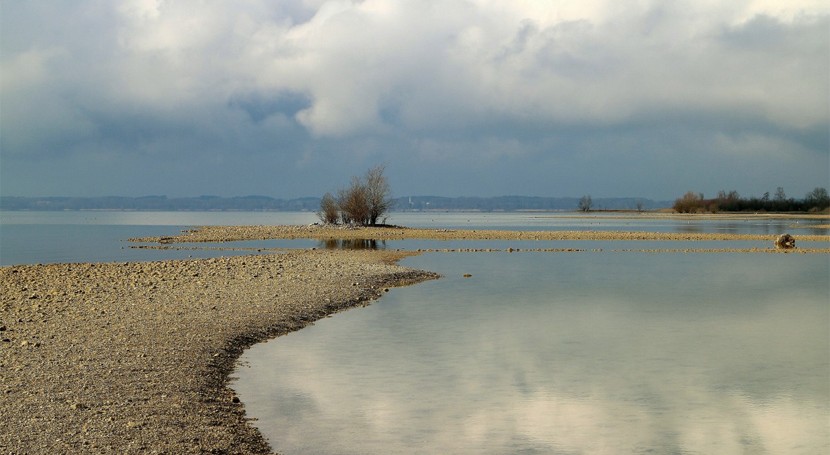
1 0 827 197
248 0 828 134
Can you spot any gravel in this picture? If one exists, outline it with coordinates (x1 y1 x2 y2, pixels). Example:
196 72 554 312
1 250 437 454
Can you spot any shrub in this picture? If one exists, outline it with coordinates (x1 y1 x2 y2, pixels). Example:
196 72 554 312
319 165 393 226
673 191 704 213
317 192 339 224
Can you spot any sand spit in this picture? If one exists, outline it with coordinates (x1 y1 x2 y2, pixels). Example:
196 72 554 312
130 224 830 244
133 244 830 254
0 250 437 454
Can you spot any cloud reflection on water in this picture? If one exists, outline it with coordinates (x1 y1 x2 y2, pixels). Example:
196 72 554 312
235 252 829 454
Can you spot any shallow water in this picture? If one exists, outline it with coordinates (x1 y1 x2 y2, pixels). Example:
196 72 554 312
234 251 829 454
2 211 825 265
0 211 318 265
2 211 827 452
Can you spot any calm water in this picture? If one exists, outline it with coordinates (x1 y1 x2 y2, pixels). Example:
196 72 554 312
1 211 826 265
0 211 321 266
235 251 830 454
1 211 828 453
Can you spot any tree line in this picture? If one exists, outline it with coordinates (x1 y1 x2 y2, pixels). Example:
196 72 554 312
673 187 829 213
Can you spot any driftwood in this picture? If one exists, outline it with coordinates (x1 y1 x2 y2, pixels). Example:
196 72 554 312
774 233 796 249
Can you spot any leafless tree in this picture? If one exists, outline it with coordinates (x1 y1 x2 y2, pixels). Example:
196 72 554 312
317 192 339 224
320 165 394 226
338 176 370 225
673 191 704 213
365 164 393 225
578 195 592 212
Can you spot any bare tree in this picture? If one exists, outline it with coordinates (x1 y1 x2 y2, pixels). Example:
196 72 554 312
774 187 787 201
320 165 394 226
338 176 370 225
365 164 393 225
317 192 339 224
578 195 593 212
673 191 704 213
805 187 829 210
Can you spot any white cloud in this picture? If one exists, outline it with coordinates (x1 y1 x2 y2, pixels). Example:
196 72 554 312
5 0 826 135
232 0 828 135
1 0 827 197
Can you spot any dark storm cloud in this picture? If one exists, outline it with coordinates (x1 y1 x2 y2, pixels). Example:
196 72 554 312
1 1 827 198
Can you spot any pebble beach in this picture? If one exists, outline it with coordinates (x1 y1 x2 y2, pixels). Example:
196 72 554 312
1 250 437 454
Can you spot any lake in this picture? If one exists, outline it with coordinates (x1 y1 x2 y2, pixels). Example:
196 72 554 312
1 211 828 453
1 211 827 266
235 249 829 454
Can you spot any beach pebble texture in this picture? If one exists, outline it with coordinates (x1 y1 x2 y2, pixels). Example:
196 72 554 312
1 250 437 454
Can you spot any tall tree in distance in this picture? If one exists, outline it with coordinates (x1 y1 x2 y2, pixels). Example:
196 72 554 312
774 187 787 201
578 195 593 212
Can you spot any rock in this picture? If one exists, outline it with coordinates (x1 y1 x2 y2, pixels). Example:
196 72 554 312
774 233 796 249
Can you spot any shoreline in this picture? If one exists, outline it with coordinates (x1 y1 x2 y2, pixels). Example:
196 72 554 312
129 223 830 246
3 221 828 453
1 250 438 454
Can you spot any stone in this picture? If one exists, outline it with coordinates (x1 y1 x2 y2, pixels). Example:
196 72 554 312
774 233 796 249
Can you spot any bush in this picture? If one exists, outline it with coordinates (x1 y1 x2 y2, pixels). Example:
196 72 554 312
318 192 339 224
319 165 393 226
673 191 705 213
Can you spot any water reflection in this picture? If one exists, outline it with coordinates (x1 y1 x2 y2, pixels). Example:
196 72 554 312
235 253 829 454
318 238 387 250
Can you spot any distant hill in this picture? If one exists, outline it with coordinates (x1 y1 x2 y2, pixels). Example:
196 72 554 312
395 196 671 211
0 195 320 212
0 195 671 212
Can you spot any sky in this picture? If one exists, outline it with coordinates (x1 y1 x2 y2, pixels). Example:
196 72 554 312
1 0 828 200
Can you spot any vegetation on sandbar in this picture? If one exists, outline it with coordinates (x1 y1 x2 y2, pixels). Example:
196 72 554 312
673 187 829 213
